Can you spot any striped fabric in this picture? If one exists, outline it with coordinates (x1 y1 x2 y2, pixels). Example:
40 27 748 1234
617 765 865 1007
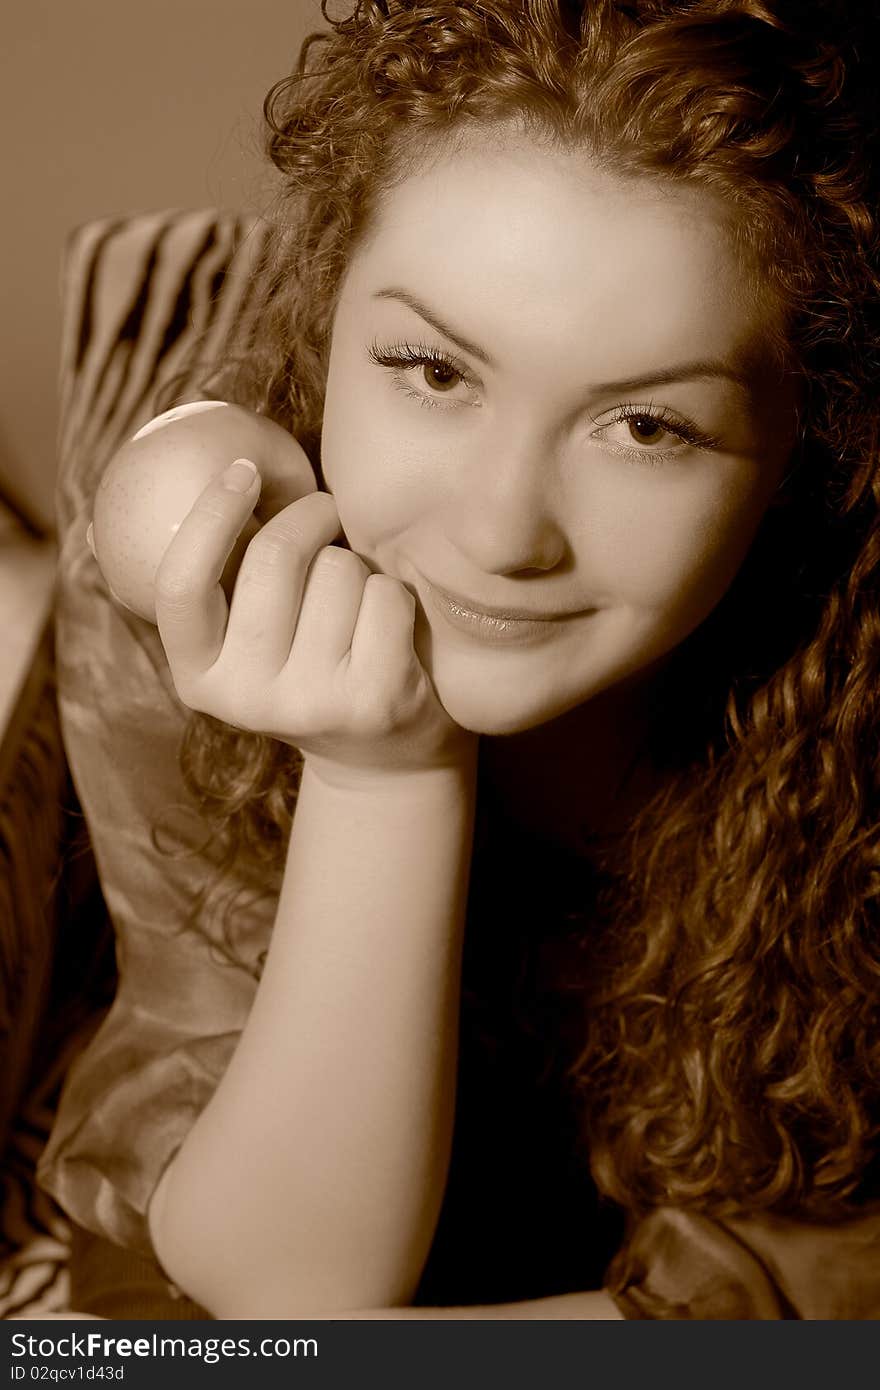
1 206 268 1319
57 207 271 537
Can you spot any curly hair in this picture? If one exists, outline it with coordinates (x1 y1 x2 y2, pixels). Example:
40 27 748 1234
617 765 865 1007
163 0 880 1219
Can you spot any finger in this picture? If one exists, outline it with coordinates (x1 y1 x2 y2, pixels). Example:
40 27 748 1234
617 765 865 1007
219 492 342 676
286 545 371 679
348 574 418 686
155 459 262 682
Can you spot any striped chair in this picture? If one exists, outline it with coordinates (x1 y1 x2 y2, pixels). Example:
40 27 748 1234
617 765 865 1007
0 207 270 1318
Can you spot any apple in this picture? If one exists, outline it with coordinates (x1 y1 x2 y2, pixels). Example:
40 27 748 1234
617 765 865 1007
88 401 318 623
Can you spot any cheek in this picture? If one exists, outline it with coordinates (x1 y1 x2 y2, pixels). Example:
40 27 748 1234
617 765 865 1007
321 373 384 544
585 472 772 622
321 401 439 553
321 327 455 544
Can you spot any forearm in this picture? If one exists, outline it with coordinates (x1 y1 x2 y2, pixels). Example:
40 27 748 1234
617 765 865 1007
312 1290 624 1320
149 755 477 1318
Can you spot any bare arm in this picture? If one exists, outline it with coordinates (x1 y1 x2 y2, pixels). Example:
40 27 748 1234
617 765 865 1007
150 761 627 1325
149 755 476 1318
125 440 480 1317
320 1291 624 1320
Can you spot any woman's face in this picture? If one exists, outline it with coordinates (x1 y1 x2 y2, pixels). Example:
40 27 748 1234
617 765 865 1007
320 135 797 735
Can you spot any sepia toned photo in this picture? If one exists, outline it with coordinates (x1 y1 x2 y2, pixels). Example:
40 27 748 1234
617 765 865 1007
2 0 879 1328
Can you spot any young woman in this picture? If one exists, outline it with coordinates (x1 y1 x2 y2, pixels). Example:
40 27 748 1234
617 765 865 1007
40 0 880 1318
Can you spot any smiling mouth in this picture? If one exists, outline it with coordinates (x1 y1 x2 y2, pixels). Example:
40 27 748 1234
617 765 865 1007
424 580 591 645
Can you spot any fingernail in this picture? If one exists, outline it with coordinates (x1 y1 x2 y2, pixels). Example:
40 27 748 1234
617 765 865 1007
222 458 258 493
86 521 96 557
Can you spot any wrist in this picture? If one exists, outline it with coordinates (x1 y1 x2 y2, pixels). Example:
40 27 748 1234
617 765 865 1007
301 744 478 798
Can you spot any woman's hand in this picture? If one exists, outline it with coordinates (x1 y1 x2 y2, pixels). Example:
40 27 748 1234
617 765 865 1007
154 459 472 783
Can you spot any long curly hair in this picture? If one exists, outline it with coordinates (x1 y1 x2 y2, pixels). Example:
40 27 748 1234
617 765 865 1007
164 0 880 1220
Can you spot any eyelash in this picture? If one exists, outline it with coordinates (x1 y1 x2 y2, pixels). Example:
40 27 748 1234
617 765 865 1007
592 402 722 465
366 339 721 464
368 339 478 410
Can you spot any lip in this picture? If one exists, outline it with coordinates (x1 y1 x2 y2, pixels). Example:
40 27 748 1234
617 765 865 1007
423 579 589 645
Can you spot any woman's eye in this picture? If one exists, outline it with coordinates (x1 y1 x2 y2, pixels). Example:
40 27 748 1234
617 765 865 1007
591 406 718 463
623 415 672 446
421 360 463 393
367 340 478 411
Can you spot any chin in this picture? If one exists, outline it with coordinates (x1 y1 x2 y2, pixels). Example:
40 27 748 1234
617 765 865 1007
427 645 669 737
445 706 550 737
430 676 588 738
415 603 663 736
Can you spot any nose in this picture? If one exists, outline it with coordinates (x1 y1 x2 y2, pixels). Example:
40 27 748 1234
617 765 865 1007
445 434 567 576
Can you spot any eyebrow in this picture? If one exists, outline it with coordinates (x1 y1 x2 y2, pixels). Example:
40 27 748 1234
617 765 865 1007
374 288 498 367
372 286 758 397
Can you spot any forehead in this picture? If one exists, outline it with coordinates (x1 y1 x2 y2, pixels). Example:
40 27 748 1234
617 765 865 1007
348 135 769 376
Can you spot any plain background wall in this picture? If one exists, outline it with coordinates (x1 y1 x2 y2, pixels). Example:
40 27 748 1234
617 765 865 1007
1 0 327 538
